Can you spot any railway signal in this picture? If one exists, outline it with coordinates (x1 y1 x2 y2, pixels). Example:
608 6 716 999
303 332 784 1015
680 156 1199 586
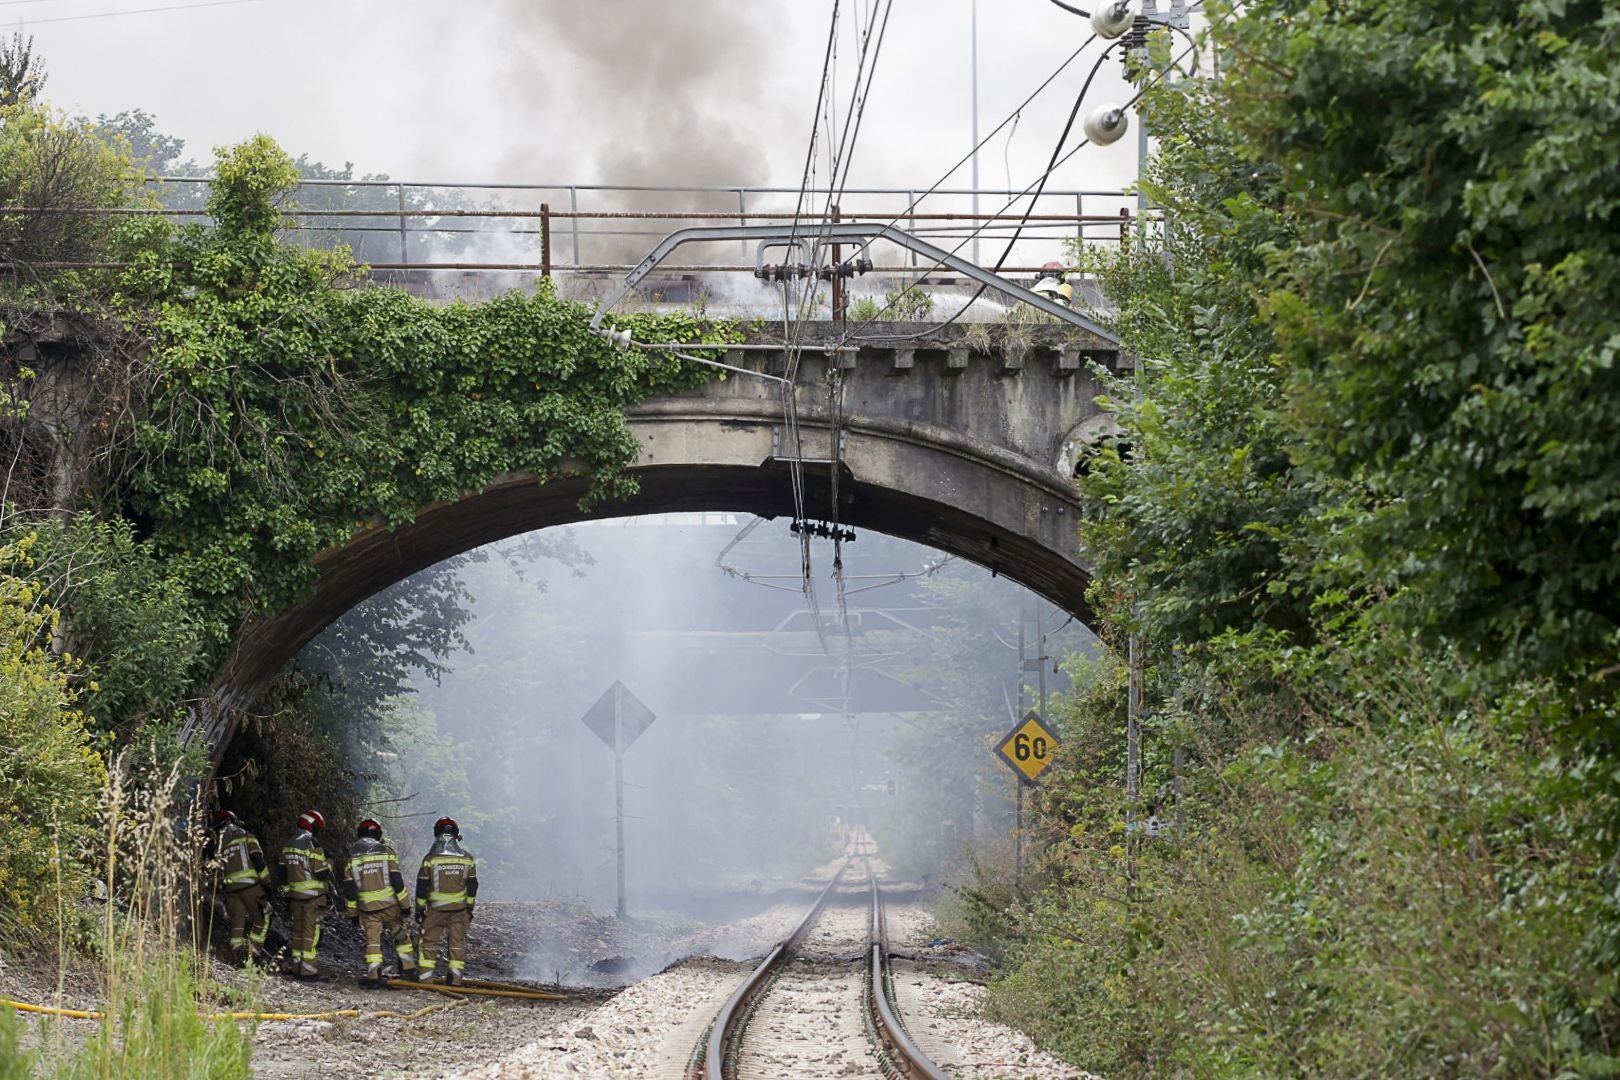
580 681 656 918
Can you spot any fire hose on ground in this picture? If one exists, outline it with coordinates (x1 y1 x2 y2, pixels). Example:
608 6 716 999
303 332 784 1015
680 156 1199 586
0 977 567 1022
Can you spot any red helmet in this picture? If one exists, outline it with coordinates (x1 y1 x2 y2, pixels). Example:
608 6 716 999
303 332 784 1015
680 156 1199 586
297 809 326 833
212 809 237 829
357 818 383 839
433 816 459 837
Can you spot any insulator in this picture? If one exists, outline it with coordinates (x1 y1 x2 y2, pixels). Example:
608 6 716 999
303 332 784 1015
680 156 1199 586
1090 0 1136 38
1083 106 1130 146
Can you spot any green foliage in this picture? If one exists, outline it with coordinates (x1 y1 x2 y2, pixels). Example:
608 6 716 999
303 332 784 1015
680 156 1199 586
975 4 1620 1073
0 535 106 937
0 101 138 277
205 135 298 238
101 133 735 659
19 515 209 738
61 951 253 1080
1005 632 1620 1076
1218 0 1620 676
1075 77 1320 645
0 1001 36 1079
848 284 934 323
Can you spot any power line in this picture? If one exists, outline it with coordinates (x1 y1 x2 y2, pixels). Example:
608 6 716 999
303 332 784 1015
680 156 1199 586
18 0 270 24
842 12 1221 340
820 35 1093 299
848 38 1120 338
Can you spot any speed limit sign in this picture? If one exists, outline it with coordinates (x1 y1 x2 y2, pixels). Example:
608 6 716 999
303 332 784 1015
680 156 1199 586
996 711 1060 783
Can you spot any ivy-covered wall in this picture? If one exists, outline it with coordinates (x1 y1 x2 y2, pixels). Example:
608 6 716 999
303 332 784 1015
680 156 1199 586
103 135 734 657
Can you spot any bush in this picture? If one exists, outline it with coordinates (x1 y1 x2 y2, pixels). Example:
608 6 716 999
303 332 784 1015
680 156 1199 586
981 625 1620 1076
0 535 106 937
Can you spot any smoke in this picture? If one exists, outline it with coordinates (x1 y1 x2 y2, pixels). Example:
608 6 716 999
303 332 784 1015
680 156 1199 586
490 1 780 192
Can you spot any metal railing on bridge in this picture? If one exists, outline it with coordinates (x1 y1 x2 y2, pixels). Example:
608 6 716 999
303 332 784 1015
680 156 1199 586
5 178 1155 309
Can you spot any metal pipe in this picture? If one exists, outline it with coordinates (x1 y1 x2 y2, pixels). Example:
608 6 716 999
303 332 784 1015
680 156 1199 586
144 175 1124 197
587 222 1120 341
2 260 1108 274
540 202 551 279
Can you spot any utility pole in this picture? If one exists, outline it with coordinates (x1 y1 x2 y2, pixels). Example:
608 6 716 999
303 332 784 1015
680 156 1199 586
1015 603 1026 892
971 0 981 267
1126 631 1142 899
1014 603 1050 892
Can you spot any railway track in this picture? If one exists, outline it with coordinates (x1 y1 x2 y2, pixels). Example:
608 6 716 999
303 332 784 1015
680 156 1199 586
687 839 949 1080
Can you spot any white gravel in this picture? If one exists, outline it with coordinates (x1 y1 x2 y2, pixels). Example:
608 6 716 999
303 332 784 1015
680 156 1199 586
447 958 749 1080
456 896 1102 1080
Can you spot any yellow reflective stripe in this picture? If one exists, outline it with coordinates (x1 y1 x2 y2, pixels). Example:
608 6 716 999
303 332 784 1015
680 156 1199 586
284 880 324 893
357 888 395 903
224 869 259 884
428 891 466 903
427 857 475 867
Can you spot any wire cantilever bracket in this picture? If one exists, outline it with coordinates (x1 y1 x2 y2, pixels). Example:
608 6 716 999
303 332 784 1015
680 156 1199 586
588 222 1122 346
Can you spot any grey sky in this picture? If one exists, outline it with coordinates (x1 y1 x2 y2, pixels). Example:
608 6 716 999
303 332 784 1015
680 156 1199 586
27 0 1142 196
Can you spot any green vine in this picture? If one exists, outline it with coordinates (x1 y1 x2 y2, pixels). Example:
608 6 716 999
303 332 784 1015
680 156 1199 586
108 135 738 652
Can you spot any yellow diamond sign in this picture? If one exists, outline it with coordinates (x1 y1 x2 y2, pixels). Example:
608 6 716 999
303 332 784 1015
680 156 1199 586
996 711 1060 784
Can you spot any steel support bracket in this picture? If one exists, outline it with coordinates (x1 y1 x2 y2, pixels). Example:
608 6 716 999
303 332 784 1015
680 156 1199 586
589 223 1121 345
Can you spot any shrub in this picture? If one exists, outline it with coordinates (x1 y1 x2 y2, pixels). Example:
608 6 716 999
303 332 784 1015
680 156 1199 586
0 534 106 938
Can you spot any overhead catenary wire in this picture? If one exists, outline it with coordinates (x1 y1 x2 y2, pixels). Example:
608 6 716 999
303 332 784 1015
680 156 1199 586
801 0 895 718
778 0 843 655
840 12 1221 340
824 35 1095 287
841 35 1117 337
18 0 272 24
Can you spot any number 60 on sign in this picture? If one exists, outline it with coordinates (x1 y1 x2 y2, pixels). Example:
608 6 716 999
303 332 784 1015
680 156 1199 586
996 711 1060 784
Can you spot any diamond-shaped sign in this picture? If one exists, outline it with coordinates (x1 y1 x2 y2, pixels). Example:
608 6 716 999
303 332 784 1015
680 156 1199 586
996 710 1060 784
581 681 656 753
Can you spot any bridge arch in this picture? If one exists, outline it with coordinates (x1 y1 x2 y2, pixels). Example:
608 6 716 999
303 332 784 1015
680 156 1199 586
204 332 1114 755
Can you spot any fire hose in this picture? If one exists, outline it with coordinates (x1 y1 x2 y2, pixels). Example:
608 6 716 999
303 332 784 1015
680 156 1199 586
384 977 569 1000
0 976 566 1022
0 995 470 1022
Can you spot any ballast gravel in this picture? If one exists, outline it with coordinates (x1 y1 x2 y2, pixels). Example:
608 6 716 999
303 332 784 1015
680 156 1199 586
457 900 1102 1080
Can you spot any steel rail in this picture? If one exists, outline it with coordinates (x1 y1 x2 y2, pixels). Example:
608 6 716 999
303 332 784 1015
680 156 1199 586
698 858 852 1079
867 866 950 1080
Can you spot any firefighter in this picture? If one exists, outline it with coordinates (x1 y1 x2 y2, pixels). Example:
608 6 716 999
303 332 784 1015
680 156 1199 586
275 809 333 980
415 816 478 987
1030 261 1074 307
211 810 272 966
339 818 417 987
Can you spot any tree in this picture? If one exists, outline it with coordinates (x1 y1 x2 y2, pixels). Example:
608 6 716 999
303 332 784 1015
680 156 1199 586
0 33 44 109
1219 0 1620 680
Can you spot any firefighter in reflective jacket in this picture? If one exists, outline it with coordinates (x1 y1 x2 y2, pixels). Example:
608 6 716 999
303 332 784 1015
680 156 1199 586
211 810 271 965
274 809 333 979
415 817 478 986
339 818 418 986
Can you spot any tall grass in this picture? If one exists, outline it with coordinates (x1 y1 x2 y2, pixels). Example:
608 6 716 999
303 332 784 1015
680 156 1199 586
34 750 257 1079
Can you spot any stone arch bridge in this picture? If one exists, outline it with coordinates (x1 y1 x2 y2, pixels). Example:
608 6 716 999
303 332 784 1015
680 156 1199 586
203 320 1126 752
